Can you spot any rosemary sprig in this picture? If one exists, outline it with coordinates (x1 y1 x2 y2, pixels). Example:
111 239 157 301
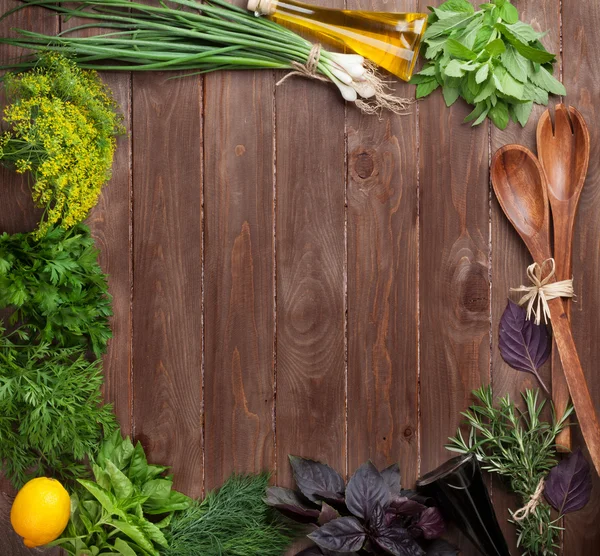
447 386 574 556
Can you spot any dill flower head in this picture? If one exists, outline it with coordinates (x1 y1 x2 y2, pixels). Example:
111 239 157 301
1 53 124 237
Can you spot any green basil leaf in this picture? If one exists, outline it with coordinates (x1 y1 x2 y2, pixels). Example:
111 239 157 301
501 45 529 82
82 500 102 523
499 2 518 24
113 539 138 556
497 24 555 63
446 38 477 60
78 479 118 515
130 516 169 548
512 101 534 127
442 86 460 106
436 0 475 14
528 65 566 95
154 514 173 529
105 460 134 500
489 101 510 129
416 79 439 98
141 478 173 504
476 64 490 83
110 520 158 556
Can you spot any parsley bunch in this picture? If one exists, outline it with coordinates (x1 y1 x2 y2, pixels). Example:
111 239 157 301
0 225 116 488
0 224 112 357
0 53 124 237
411 0 565 129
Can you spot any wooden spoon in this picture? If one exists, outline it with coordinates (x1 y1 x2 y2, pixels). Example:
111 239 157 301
537 105 590 452
491 144 600 476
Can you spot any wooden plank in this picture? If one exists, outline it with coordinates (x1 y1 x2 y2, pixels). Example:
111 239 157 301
561 0 600 552
346 0 419 483
417 3 490 552
132 72 203 498
275 45 346 482
203 68 275 489
489 1 560 551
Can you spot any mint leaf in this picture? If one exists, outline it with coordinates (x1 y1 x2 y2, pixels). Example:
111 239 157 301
501 45 529 82
512 101 534 127
499 2 518 24
505 20 544 43
445 59 468 77
425 12 477 39
474 78 496 102
443 86 460 106
416 78 439 98
485 38 506 56
446 38 477 60
489 101 510 129
497 24 555 63
493 65 525 99
528 65 566 95
436 0 475 13
475 64 489 83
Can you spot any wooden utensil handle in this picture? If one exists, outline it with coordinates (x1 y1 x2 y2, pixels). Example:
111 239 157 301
549 296 600 475
552 215 575 451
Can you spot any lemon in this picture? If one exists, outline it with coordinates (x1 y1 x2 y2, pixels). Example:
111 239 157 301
10 477 71 548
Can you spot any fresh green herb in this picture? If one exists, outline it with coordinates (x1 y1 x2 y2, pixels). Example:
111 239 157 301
0 53 124 237
0 337 116 488
0 224 113 357
0 0 407 112
163 474 296 556
410 0 565 129
53 430 193 556
447 386 574 555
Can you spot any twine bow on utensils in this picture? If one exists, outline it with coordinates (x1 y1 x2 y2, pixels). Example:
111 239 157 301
511 259 575 325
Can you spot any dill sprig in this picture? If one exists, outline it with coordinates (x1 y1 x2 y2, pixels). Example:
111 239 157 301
447 386 573 556
163 474 296 556
0 52 124 237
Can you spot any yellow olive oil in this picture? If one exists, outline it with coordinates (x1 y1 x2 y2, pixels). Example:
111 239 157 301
250 0 428 81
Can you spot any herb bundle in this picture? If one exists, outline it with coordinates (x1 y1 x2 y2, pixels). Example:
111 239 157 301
0 0 408 113
54 431 193 556
447 386 574 555
0 53 124 237
267 456 457 555
410 0 565 129
0 225 116 488
163 474 295 556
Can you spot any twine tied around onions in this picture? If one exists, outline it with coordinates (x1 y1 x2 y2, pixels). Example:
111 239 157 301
511 259 575 325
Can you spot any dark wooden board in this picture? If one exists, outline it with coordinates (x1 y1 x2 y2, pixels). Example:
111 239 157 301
203 68 276 489
131 72 204 498
346 0 419 485
275 66 346 484
562 0 600 552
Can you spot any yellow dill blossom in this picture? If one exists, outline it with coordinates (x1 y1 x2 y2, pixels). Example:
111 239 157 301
0 53 124 237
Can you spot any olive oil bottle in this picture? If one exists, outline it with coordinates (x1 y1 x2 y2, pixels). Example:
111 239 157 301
247 0 428 81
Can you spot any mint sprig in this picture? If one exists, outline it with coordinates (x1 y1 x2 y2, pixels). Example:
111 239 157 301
410 0 565 129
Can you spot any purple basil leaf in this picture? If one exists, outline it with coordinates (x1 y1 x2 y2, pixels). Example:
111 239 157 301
544 449 592 515
424 539 460 555
308 517 367 552
389 495 427 516
400 489 433 506
346 461 390 520
318 502 341 526
314 490 346 505
381 463 402 495
498 300 551 394
415 507 445 540
370 502 386 533
265 486 321 523
373 527 426 556
290 456 345 503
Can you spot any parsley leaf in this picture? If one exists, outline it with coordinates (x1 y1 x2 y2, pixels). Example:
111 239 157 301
411 0 564 128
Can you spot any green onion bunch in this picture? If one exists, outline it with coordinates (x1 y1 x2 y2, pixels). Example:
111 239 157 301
0 0 409 112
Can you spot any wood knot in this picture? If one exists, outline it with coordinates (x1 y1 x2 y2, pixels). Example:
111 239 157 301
461 267 489 313
403 426 413 439
352 149 375 179
235 144 246 156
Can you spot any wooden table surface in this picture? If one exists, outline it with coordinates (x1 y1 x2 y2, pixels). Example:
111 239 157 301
1 0 599 554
